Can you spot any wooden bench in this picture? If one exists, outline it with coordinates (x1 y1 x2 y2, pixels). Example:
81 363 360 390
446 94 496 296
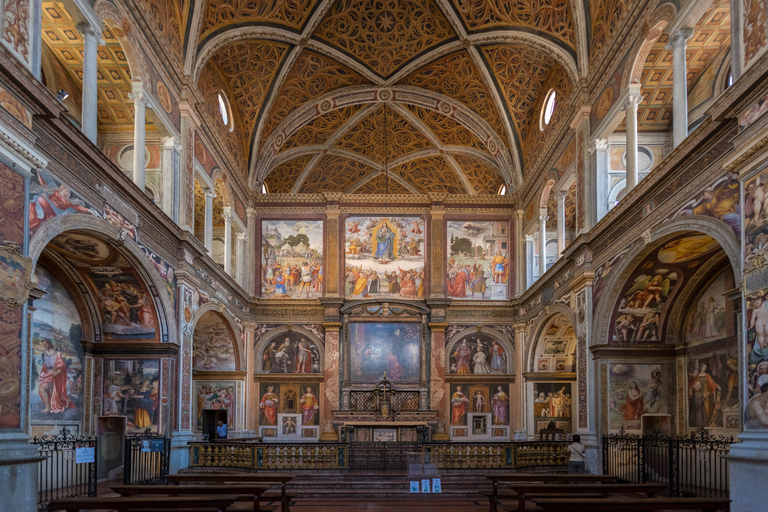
532 497 731 512
110 484 275 512
50 496 237 512
164 473 295 512
485 474 618 512
504 483 667 512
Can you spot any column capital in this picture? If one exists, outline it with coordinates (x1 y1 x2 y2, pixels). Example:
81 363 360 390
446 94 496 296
556 189 568 201
593 138 609 151
525 234 535 242
203 188 215 199
246 207 257 218
76 22 103 43
129 82 149 107
624 93 643 110
665 28 694 50
163 136 182 152
514 209 524 219
236 232 246 241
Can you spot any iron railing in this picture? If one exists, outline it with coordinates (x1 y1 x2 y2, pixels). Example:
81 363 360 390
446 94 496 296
124 431 170 485
603 428 734 498
32 427 97 511
189 440 569 472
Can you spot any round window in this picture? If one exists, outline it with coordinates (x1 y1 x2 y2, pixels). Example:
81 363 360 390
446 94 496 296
540 89 556 131
217 92 229 127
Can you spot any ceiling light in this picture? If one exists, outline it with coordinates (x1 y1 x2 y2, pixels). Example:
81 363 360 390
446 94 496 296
57 89 69 101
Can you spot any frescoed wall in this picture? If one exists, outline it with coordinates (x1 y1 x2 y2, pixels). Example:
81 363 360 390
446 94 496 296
84 269 157 340
258 382 321 440
30 266 84 425
194 381 236 432
102 359 161 433
532 382 572 433
686 350 739 430
746 290 768 429
257 331 321 374
685 269 733 345
607 363 667 432
447 333 509 374
261 219 323 299
348 323 420 383
446 220 509 300
193 312 237 371
344 216 425 299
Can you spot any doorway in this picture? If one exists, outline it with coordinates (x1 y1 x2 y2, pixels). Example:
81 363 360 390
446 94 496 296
201 410 228 439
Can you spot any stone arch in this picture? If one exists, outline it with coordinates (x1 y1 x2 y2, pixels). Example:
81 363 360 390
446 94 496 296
93 0 149 83
189 305 244 372
539 178 557 209
211 170 231 207
623 12 673 89
28 214 177 345
525 304 578 374
445 326 516 375
592 216 740 347
253 325 326 374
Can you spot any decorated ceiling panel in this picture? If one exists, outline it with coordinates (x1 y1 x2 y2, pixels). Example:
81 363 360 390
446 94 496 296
390 155 467 194
280 104 365 153
352 173 412 194
404 104 490 155
449 0 575 49
451 153 504 194
298 155 377 193
200 0 320 43
590 0 628 63
139 0 185 65
259 50 369 153
400 51 510 150
312 0 457 79
333 105 433 164
264 153 316 193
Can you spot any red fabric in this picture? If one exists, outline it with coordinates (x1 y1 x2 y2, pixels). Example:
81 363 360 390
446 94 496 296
624 391 644 420
38 353 74 413
447 271 467 297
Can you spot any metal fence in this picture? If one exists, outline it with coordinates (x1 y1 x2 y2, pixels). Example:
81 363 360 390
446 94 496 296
124 431 170 485
603 428 734 498
32 427 97 512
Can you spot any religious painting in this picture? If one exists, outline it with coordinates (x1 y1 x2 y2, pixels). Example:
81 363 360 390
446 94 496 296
102 359 160 433
49 232 113 264
685 269 732 345
447 334 508 374
675 174 740 237
744 0 768 67
533 383 573 433
348 323 420 383
259 383 320 427
137 242 176 308
261 220 323 299
608 363 667 432
687 350 739 430
543 340 569 354
30 266 84 423
450 383 509 426
258 332 321 374
610 234 720 343
194 381 235 432
744 170 768 272
84 269 157 340
104 204 138 241
28 169 100 233
344 216 425 299
193 312 236 371
446 220 509 300
746 289 768 429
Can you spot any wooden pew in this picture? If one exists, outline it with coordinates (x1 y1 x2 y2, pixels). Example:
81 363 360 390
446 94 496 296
50 496 237 512
485 474 618 512
164 473 295 512
110 484 275 512
503 483 667 512
533 497 731 512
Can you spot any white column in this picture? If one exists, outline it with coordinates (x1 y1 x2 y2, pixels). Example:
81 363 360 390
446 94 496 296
593 138 610 219
525 234 534 287
666 28 693 148
624 93 642 192
236 233 246 287
162 137 181 222
77 23 101 144
539 208 547 275
130 82 147 191
556 190 567 257
246 209 257 295
204 188 214 255
224 209 232 275
514 210 525 297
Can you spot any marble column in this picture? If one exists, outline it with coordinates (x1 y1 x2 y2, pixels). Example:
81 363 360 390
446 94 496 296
525 234 534 286
514 210 525 296
429 204 446 298
538 208 547 275
203 188 214 255
130 82 147 191
593 138 610 219
320 323 342 440
323 200 341 297
236 232 246 287
624 94 642 192
246 208 256 295
224 209 232 275
429 323 449 440
666 28 693 148
162 137 181 222
77 23 101 144
556 190 567 257
512 324 527 440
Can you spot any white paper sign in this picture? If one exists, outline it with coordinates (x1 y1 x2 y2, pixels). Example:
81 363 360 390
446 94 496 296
432 478 442 493
421 479 430 493
75 447 95 464
410 481 420 493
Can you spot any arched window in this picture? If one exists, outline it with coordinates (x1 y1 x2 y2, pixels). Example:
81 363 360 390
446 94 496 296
540 89 556 131
217 92 233 131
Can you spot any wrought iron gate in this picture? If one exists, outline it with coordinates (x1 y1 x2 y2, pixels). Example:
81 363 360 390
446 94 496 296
348 442 420 471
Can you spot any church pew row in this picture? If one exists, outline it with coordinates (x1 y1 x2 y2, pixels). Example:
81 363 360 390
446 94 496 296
532 497 731 511
497 483 667 512
50 496 238 512
110 484 277 512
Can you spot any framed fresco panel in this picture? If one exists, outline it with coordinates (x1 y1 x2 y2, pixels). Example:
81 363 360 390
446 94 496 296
348 323 420 383
102 359 161 433
608 363 667 432
446 220 509 300
261 220 323 299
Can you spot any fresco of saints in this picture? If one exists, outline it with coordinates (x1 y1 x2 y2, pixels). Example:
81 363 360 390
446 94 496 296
131 380 158 428
374 224 395 260
451 386 469 425
260 386 279 425
491 386 509 425
688 363 721 427
452 339 472 374
490 341 506 373
300 388 318 426
490 250 508 284
624 382 645 420
38 338 75 413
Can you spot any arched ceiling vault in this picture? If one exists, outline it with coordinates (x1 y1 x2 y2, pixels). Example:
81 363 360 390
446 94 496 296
175 0 586 193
